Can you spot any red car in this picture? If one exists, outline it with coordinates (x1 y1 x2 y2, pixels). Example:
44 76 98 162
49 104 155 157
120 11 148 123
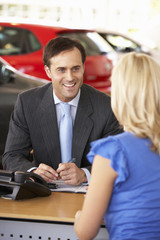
0 22 115 93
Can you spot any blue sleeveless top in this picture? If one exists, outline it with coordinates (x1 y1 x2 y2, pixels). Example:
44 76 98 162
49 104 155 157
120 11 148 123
87 132 160 240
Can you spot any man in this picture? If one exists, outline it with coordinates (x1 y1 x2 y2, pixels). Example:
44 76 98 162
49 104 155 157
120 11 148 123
2 37 122 185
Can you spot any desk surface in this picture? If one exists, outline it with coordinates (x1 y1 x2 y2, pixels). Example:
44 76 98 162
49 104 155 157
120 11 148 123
0 192 84 223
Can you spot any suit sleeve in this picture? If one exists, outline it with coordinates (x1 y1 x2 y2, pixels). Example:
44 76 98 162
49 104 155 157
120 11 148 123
2 94 36 171
103 107 123 138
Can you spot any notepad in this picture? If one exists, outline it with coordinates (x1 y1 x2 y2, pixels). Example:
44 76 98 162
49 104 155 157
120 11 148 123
48 180 87 193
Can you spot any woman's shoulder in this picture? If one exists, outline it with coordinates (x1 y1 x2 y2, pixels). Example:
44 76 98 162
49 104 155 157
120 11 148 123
88 132 129 163
88 132 130 183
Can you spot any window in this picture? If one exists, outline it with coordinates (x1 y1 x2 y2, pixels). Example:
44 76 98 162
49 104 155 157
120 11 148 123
0 26 41 55
105 34 139 53
59 32 113 56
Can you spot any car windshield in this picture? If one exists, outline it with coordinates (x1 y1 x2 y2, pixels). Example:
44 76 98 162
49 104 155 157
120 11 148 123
59 32 113 56
105 34 139 52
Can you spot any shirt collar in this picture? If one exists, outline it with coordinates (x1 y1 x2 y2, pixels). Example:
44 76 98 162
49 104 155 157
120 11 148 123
53 89 80 107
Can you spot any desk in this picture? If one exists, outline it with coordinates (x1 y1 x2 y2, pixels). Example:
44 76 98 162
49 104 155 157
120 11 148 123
0 192 109 240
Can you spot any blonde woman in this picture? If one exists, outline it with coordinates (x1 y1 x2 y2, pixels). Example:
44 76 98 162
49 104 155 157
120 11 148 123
74 52 160 240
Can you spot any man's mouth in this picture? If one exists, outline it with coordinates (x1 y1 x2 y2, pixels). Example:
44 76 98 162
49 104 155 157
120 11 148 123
63 83 76 87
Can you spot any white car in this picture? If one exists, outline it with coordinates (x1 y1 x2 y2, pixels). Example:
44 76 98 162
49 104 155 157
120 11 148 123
97 30 152 59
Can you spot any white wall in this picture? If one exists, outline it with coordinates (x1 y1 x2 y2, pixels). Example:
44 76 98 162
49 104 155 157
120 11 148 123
0 0 152 32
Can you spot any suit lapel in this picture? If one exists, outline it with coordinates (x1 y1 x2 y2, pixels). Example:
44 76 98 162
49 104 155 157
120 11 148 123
38 84 61 168
72 85 94 167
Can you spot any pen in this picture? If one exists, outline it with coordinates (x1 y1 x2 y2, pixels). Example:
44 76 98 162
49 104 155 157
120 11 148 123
68 158 76 163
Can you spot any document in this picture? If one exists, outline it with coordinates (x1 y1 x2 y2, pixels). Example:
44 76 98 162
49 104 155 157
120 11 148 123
48 180 87 193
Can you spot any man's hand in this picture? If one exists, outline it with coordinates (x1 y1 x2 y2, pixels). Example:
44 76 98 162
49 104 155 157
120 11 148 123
56 163 87 185
33 163 59 182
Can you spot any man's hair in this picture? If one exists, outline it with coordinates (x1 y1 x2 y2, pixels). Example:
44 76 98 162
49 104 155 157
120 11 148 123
111 52 160 153
43 36 86 67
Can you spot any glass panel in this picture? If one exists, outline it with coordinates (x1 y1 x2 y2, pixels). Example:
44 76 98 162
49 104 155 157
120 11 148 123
106 34 138 52
0 26 21 55
28 32 41 51
0 26 41 55
59 32 113 56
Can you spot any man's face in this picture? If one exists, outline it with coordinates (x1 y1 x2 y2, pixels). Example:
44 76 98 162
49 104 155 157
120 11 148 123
44 47 84 102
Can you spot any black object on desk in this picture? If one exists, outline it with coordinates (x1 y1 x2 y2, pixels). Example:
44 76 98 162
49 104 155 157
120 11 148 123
0 170 51 200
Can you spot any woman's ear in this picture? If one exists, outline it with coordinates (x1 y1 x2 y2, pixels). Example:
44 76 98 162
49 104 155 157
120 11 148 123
44 65 51 79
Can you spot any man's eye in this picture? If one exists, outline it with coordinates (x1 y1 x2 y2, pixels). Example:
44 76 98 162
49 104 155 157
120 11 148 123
73 66 80 71
58 68 65 72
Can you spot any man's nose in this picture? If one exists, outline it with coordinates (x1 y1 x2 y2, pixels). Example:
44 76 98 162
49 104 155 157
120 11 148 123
66 70 73 80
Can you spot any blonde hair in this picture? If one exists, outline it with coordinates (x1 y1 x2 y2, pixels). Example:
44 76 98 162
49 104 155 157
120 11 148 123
111 52 160 154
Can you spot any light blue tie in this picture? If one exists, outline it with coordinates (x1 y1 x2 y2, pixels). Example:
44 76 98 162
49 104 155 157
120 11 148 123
59 103 73 163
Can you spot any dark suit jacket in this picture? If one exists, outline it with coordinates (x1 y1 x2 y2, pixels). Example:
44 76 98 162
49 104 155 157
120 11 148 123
2 83 122 172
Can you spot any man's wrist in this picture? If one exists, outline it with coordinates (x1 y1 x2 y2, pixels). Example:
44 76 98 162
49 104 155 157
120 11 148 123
82 171 87 183
81 168 91 184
